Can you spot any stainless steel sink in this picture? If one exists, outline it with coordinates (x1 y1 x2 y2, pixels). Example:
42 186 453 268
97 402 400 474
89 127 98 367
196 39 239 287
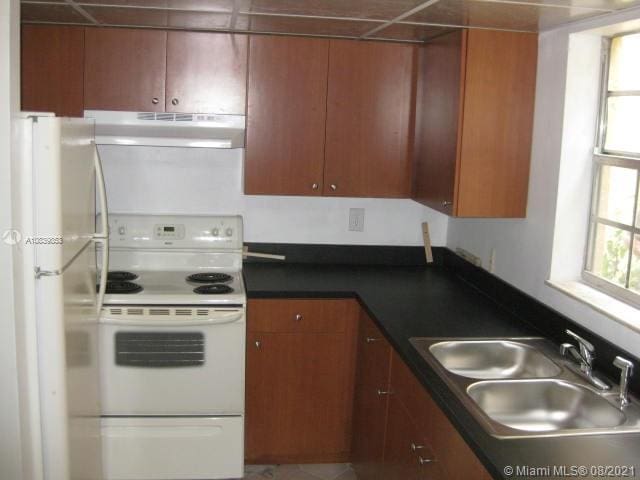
467 379 626 432
427 340 561 379
409 337 640 438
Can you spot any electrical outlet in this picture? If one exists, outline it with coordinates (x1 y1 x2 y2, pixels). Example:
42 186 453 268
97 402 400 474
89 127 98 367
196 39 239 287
348 208 365 232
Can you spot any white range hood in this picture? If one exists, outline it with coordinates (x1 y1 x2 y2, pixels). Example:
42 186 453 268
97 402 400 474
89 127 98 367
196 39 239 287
85 110 245 148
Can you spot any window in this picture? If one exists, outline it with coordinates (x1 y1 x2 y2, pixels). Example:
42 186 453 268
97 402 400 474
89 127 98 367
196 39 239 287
584 32 640 306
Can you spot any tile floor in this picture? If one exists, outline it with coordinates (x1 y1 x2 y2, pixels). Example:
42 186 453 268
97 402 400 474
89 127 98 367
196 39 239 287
245 464 357 480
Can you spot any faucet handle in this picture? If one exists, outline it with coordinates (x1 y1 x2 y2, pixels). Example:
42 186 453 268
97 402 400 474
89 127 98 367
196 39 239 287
614 356 634 375
566 329 595 353
614 356 634 407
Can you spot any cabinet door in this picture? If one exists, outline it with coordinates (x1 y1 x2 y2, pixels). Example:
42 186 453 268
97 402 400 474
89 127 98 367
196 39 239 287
245 36 329 196
384 395 440 480
324 40 416 198
389 352 488 480
21 25 85 117
245 331 356 463
412 31 464 215
457 29 537 217
84 28 167 112
352 312 392 480
165 32 247 114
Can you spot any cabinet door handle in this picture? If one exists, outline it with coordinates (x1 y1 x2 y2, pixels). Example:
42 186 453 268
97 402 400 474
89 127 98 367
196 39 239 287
418 456 434 465
330 184 337 191
171 98 179 106
365 337 380 343
377 389 391 396
442 200 453 207
152 97 159 105
255 341 261 349
312 183 319 190
294 314 303 321
411 443 425 452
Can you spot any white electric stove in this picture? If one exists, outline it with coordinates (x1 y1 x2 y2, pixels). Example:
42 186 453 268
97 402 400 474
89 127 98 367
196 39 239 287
98 214 246 480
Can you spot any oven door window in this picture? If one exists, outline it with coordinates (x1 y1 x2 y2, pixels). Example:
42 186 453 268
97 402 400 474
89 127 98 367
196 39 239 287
115 332 204 367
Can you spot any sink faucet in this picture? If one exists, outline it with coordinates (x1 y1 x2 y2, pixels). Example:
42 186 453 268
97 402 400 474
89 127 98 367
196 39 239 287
560 329 610 391
613 356 634 407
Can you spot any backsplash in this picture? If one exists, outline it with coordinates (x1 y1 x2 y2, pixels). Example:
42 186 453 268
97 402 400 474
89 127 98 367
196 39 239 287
98 145 449 246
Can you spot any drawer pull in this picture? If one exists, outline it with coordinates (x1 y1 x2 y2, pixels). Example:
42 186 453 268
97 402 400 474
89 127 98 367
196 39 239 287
377 389 391 396
418 456 434 465
255 341 261 349
294 314 303 321
365 337 380 343
411 443 424 452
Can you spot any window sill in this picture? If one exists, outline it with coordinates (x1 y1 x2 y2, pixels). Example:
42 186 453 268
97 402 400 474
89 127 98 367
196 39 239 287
546 279 640 334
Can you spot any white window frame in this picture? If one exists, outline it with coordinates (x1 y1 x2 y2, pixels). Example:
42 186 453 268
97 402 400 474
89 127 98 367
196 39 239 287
583 33 640 308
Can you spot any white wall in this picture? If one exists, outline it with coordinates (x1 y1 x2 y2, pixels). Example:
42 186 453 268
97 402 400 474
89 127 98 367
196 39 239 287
0 1 23 479
99 145 449 246
447 8 640 357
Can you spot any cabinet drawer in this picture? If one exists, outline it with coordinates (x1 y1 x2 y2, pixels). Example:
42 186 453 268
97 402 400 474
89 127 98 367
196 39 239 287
248 299 357 333
102 416 243 480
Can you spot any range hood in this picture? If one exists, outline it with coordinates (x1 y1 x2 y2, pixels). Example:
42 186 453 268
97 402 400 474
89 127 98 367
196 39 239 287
85 110 245 148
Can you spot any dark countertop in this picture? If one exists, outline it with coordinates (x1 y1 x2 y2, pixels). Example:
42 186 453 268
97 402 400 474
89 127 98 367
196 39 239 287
243 262 640 480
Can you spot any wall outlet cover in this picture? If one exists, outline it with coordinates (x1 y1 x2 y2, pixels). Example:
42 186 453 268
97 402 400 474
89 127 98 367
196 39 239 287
348 208 365 232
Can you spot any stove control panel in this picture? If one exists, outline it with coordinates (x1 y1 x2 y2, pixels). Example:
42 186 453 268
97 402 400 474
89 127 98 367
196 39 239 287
104 214 243 250
154 224 185 240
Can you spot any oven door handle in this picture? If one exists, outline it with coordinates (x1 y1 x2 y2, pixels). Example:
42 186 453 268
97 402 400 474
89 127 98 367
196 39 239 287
100 312 244 327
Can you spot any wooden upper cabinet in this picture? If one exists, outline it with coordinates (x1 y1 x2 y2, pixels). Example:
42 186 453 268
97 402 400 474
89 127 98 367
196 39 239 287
324 40 416 198
245 36 329 196
413 29 537 218
458 29 537 218
165 32 247 114
84 28 167 112
21 25 85 117
412 30 464 215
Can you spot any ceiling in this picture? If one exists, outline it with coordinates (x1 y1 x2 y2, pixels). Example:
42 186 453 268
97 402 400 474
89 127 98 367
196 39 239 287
20 0 640 42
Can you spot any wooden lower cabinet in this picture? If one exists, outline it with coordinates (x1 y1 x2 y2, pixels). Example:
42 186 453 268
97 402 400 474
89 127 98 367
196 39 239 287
388 351 492 480
351 311 392 480
246 300 491 478
384 394 442 480
245 299 359 463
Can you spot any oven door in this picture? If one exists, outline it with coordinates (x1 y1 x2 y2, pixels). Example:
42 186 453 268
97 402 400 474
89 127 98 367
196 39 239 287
99 307 245 415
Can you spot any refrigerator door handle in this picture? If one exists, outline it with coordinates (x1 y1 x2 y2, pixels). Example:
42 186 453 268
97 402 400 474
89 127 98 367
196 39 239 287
35 239 93 278
93 146 110 314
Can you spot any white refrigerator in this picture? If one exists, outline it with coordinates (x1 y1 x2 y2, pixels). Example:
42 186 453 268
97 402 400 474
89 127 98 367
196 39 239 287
17 113 109 480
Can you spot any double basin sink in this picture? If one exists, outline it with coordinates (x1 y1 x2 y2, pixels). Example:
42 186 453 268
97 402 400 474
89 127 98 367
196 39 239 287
410 338 640 438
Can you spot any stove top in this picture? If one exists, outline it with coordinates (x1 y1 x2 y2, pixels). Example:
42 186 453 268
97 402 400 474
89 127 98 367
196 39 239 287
101 214 246 306
102 270 245 306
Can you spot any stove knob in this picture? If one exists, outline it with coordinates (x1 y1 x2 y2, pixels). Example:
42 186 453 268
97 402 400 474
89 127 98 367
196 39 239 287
212 228 219 236
225 228 233 237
